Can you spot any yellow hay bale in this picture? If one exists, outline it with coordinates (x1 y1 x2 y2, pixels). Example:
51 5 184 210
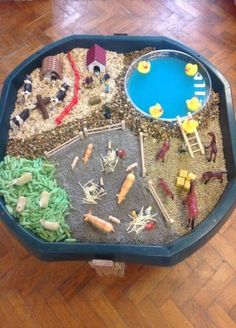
179 169 188 178
176 177 185 188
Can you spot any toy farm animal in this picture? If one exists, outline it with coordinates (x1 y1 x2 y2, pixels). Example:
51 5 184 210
103 105 112 119
83 75 94 88
82 143 94 165
159 178 174 200
201 171 227 184
23 75 32 96
53 82 69 103
83 210 114 233
117 172 135 204
155 141 170 162
205 132 217 162
183 181 198 230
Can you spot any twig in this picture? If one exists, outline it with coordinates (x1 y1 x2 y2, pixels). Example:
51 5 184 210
147 180 174 226
45 131 84 157
139 132 146 178
127 206 157 234
83 121 125 137
100 141 119 173
79 179 106 204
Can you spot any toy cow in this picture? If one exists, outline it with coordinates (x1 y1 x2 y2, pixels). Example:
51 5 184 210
23 75 32 96
10 97 51 130
10 109 31 130
52 82 69 103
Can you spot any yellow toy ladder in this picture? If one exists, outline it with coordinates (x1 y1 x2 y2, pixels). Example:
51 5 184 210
177 113 205 159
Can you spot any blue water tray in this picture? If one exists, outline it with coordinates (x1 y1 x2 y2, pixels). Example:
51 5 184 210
0 35 235 266
125 49 212 121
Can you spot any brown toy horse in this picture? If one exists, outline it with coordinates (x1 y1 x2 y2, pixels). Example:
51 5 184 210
201 171 227 184
183 181 198 230
156 141 170 162
159 178 174 200
205 132 217 162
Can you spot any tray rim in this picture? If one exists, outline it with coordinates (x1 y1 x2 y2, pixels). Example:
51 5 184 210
0 34 236 266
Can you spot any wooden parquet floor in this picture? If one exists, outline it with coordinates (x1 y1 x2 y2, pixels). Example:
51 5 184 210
0 1 236 327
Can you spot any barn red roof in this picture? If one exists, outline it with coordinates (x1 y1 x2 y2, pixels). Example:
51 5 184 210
86 44 106 66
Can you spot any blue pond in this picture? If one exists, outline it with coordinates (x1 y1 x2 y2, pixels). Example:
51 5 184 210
127 56 208 120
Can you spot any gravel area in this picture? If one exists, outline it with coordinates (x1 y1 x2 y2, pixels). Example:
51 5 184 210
51 129 177 245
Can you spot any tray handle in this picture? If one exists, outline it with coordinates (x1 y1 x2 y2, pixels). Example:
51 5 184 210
113 33 128 36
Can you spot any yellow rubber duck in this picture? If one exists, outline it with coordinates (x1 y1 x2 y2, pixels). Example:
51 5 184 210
186 97 201 112
182 118 199 134
185 63 198 76
149 103 163 119
137 61 151 74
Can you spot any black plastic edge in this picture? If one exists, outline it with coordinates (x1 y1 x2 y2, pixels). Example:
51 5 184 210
0 35 235 266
